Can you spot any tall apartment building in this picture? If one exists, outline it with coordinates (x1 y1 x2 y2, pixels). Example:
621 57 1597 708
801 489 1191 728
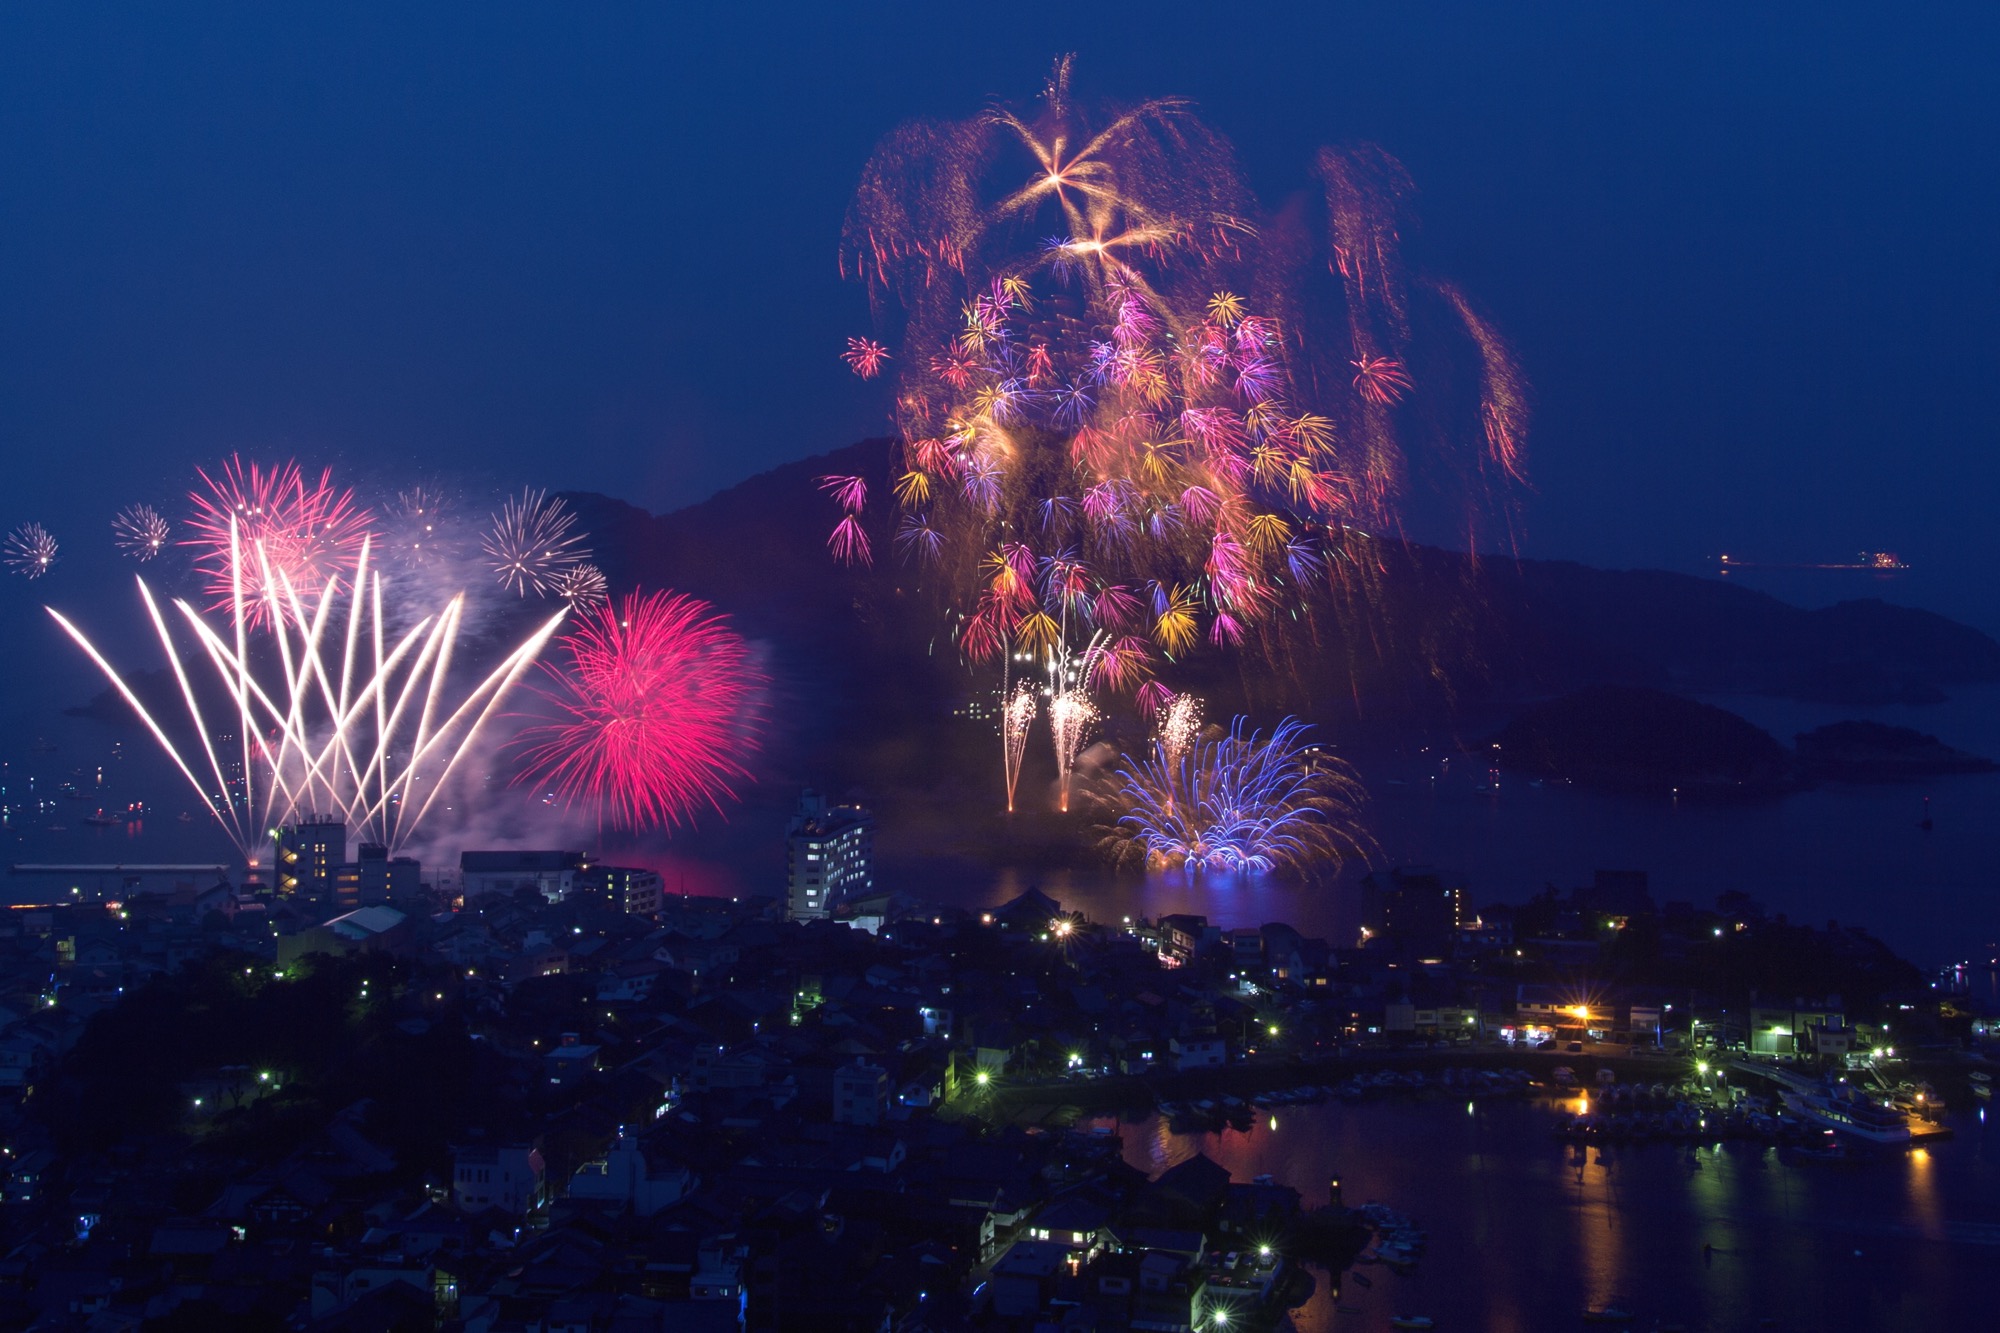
785 790 874 922
273 816 345 900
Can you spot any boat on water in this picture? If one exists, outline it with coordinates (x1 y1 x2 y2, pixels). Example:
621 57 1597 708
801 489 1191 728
83 810 119 827
1390 1318 1434 1330
1582 1308 1634 1324
1971 1071 1992 1102
1779 1088 1913 1145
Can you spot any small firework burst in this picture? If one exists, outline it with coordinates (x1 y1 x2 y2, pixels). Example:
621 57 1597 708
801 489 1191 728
112 505 171 561
385 484 456 568
842 337 891 378
483 488 590 596
4 523 58 579
554 563 608 609
1350 354 1414 406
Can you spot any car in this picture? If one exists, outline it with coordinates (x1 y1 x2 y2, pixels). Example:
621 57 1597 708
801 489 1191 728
1565 1041 1584 1054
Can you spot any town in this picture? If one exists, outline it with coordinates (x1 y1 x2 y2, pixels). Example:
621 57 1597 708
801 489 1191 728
0 793 1990 1330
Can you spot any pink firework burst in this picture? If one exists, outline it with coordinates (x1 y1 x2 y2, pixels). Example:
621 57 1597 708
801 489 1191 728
517 590 764 830
1350 355 1414 406
842 337 891 379
186 456 373 624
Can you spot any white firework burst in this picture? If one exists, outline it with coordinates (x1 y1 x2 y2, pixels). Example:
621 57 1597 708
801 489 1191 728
5 523 58 579
112 505 171 561
483 488 590 596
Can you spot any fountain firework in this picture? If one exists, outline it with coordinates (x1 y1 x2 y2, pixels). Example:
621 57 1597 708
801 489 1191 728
1001 683 1037 813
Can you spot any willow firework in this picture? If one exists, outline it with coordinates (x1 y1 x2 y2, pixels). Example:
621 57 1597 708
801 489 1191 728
835 58 1527 675
517 590 763 830
113 505 171 561
1101 715 1372 874
5 523 58 579
187 456 373 626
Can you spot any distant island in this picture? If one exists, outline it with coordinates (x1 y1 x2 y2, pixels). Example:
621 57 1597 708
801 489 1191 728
1491 686 1996 797
1794 719 1998 782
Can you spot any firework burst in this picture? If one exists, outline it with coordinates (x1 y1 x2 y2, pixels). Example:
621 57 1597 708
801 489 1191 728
836 60 1529 684
113 505 171 561
5 523 58 579
516 590 763 830
187 456 373 626
554 563 609 610
485 488 590 596
1101 716 1372 874
383 484 458 568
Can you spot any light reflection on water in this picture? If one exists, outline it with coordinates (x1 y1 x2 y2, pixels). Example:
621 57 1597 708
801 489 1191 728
1105 1096 1998 1331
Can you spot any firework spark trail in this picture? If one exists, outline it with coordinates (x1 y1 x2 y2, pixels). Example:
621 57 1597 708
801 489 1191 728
4 524 58 579
48 517 568 862
1105 715 1372 873
186 456 373 627
515 590 763 831
113 505 171 561
485 488 590 596
1002 683 1037 813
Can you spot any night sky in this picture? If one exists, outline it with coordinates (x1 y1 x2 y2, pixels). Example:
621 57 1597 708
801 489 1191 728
3 4 1997 631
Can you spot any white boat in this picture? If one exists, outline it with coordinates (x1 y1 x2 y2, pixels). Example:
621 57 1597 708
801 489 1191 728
1780 1089 1912 1145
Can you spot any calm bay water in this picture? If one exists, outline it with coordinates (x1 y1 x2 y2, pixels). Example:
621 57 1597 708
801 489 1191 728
1105 1096 2000 1332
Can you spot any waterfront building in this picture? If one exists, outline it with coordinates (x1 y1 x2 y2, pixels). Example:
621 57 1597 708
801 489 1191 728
784 790 874 922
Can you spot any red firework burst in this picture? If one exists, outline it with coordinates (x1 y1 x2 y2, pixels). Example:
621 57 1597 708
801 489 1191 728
517 590 763 830
1350 355 1414 406
186 456 373 624
842 337 891 379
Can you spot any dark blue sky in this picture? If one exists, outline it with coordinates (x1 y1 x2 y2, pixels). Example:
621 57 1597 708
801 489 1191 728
4 3 1997 629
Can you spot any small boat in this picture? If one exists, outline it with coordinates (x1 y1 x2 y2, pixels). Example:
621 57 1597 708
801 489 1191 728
1582 1309 1633 1325
83 810 119 827
1390 1318 1435 1330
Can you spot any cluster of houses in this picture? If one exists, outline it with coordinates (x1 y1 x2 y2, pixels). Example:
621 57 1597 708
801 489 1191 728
0 852 1960 1328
